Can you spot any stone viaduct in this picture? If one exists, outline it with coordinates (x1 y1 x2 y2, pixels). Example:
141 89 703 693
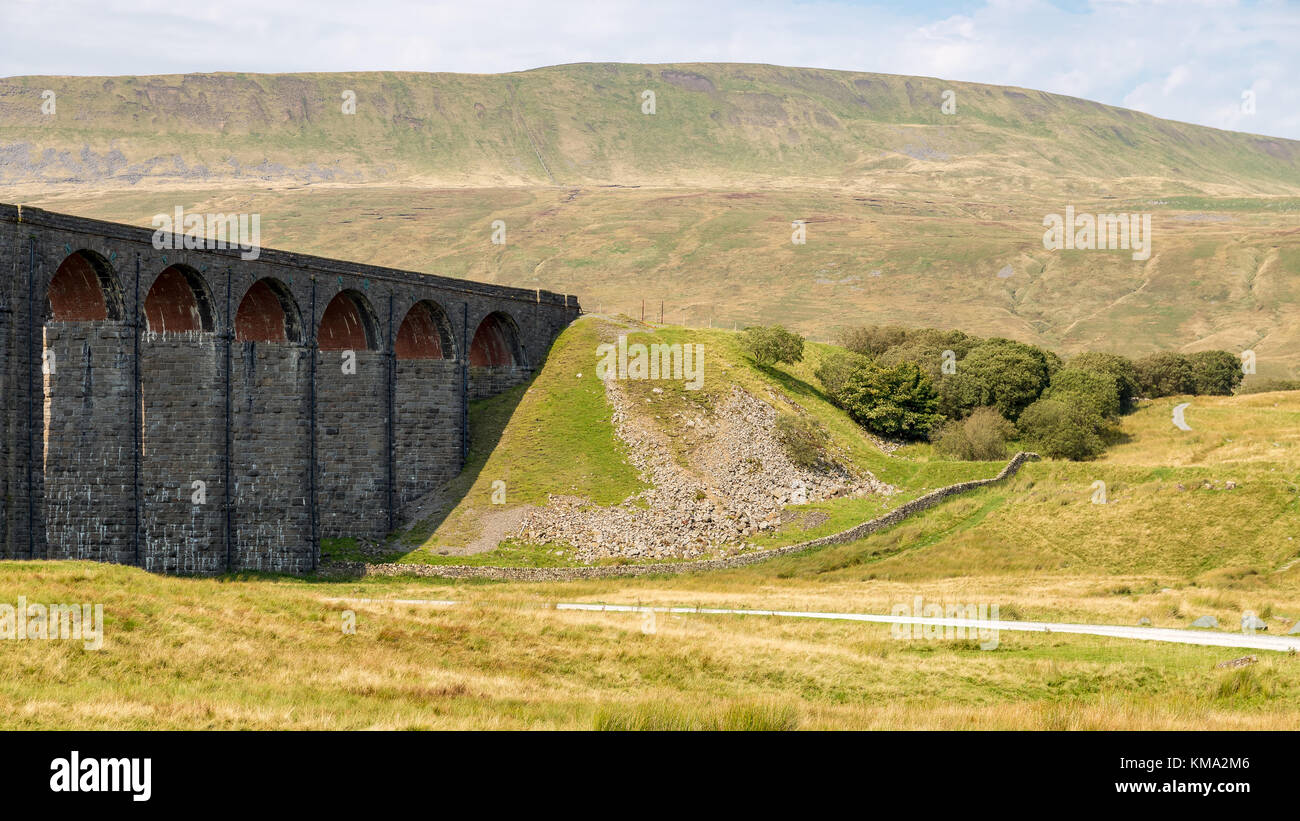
0 204 579 574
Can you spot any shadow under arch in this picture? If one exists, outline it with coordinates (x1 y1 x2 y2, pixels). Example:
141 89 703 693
469 310 525 367
395 299 456 360
46 249 124 322
235 277 302 343
144 264 216 333
318 288 379 351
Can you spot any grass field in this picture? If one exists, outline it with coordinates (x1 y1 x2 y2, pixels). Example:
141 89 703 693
3 561 1300 730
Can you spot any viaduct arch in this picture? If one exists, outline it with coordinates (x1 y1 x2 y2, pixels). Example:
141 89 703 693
0 205 579 574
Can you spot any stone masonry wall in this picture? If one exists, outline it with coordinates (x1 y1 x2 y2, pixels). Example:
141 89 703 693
41 321 135 564
395 358 460 506
469 364 532 399
232 342 313 573
316 349 388 539
140 332 226 573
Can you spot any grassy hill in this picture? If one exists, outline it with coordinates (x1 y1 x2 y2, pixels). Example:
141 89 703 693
4 64 1300 377
343 318 1300 607
4 64 1300 191
354 316 1004 565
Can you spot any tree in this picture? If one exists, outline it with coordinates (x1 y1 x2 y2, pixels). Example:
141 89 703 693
932 407 1015 461
838 324 980 361
1044 368 1122 419
1067 351 1139 412
813 349 873 405
838 325 910 357
956 339 1054 420
878 339 951 382
935 370 991 420
837 361 942 439
1135 352 1195 397
1187 350 1243 395
741 325 804 367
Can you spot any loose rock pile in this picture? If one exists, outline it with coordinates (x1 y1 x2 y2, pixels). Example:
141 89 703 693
516 382 894 562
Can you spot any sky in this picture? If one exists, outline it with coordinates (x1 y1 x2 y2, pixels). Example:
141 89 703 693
2 0 1298 140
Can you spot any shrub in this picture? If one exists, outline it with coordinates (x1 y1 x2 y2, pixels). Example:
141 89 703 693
741 325 805 367
1017 396 1113 461
837 361 942 439
775 414 829 469
932 407 1015 461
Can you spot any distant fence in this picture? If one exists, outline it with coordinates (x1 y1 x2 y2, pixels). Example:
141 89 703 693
323 452 1040 581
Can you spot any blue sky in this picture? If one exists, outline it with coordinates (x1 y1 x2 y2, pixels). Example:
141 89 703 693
3 0 1297 139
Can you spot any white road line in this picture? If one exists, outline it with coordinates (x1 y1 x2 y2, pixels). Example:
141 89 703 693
326 598 1300 653
324 597 459 607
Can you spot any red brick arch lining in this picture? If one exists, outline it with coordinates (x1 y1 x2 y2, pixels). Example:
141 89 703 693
318 289 378 351
469 311 521 367
235 278 302 343
144 265 214 333
395 300 455 360
46 250 122 322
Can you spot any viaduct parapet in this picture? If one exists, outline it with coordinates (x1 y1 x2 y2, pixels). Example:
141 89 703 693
0 205 579 574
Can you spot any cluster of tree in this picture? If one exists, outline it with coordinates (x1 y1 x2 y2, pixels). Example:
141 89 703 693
1132 350 1243 397
807 324 1244 461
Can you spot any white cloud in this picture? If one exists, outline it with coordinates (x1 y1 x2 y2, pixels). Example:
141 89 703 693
1 0 1296 139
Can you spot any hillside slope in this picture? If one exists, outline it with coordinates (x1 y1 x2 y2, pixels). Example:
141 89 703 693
359 319 1299 596
3 64 1299 193
4 64 1299 376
